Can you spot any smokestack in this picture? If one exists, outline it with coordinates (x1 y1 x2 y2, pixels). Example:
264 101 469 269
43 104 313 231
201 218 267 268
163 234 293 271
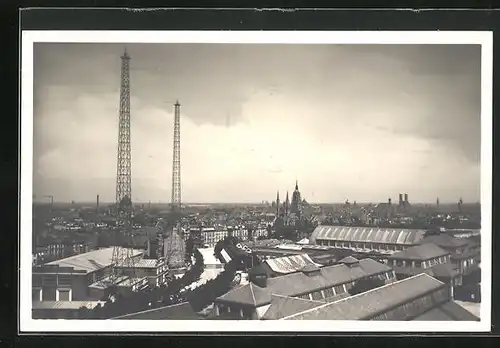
96 194 100 212
404 193 409 203
399 193 403 205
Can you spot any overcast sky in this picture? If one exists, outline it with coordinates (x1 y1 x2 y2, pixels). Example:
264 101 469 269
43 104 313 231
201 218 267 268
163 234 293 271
32 43 481 204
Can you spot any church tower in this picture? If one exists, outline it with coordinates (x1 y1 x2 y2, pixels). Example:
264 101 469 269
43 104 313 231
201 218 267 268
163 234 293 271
276 191 280 216
291 180 302 216
285 191 290 216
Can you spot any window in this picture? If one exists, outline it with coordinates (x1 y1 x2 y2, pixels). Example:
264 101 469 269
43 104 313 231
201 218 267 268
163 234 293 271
58 275 72 287
311 291 323 301
56 289 71 301
42 288 56 301
32 288 42 302
298 293 310 300
334 285 344 295
323 287 334 298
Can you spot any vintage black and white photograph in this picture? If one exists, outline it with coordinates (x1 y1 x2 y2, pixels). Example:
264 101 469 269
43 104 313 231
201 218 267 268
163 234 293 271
20 31 492 332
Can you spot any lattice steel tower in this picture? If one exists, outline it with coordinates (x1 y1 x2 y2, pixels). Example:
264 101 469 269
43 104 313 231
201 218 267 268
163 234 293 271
171 100 181 211
110 49 136 287
116 48 132 216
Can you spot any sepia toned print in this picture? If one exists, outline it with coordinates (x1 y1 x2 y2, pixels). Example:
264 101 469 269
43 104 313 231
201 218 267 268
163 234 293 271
21 31 492 332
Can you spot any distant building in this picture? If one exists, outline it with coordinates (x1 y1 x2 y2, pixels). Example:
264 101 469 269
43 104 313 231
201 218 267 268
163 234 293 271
310 225 427 254
32 247 145 303
211 257 395 320
384 243 462 295
115 258 169 288
419 234 480 277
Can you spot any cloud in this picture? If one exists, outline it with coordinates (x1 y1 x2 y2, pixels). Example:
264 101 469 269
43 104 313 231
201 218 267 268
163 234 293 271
32 43 481 203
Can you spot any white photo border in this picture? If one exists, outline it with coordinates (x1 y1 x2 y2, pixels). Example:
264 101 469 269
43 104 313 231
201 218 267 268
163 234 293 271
20 30 493 333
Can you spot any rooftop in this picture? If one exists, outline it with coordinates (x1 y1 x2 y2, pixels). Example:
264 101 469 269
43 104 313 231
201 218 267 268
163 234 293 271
32 301 106 310
419 234 470 249
44 247 143 274
264 254 321 275
216 282 272 307
261 294 324 320
216 258 391 306
388 243 450 261
311 226 426 246
282 273 445 320
412 301 479 321
111 302 199 320
118 258 161 269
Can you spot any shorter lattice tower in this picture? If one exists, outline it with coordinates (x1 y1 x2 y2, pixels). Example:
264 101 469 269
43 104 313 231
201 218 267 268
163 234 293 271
171 100 182 212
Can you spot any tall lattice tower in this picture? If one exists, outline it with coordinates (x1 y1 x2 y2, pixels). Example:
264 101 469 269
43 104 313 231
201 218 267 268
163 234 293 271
171 100 182 212
111 48 136 286
116 48 132 219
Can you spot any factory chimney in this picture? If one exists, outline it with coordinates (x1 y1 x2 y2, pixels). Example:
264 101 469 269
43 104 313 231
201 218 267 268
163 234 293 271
399 193 403 206
96 194 100 213
404 193 409 204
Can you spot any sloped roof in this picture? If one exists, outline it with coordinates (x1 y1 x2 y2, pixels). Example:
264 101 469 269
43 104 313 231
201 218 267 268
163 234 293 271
119 258 159 269
388 243 450 261
266 258 391 297
283 273 446 320
412 301 479 321
261 295 324 320
392 262 458 279
420 234 469 248
216 259 391 307
264 254 319 274
216 282 272 306
311 226 426 245
44 247 143 273
112 302 199 320
338 256 359 265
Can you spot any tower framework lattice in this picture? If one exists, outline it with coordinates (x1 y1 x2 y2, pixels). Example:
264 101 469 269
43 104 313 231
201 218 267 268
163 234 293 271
116 49 132 214
171 101 182 211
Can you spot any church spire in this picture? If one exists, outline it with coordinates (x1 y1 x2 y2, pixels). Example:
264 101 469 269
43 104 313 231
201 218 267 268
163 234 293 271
295 180 299 191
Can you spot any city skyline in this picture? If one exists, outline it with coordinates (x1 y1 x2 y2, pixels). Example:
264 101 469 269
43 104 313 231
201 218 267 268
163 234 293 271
33 43 481 203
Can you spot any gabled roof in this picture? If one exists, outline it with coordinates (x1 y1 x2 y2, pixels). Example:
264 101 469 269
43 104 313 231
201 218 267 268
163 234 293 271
44 247 143 274
392 262 458 279
216 283 272 306
216 259 391 307
310 226 426 245
420 234 469 248
266 258 391 298
282 273 446 320
261 294 324 320
338 256 359 265
388 243 450 261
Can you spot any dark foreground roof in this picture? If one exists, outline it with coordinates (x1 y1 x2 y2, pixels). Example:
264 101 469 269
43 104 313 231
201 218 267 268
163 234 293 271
216 282 272 307
216 258 391 306
111 302 199 320
412 301 479 321
282 273 445 320
261 295 324 320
